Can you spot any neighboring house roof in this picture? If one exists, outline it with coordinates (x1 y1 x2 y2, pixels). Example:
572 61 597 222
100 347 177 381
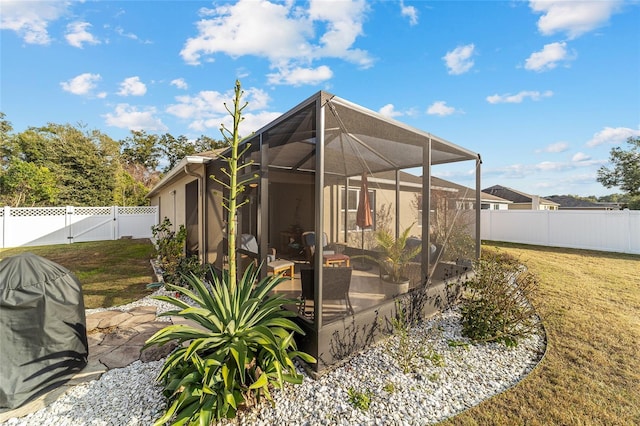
482 185 559 206
545 195 621 210
359 172 510 204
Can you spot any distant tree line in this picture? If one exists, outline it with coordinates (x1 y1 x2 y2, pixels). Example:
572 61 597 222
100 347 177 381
0 112 227 207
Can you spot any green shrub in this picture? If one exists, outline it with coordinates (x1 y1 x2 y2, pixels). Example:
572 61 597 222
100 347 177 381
151 217 187 287
144 263 315 424
460 250 539 347
163 254 206 289
387 301 445 373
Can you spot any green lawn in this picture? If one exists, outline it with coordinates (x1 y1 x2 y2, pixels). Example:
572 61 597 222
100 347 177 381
441 242 640 426
0 239 156 309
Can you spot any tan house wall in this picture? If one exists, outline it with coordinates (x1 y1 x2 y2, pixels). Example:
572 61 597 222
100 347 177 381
149 175 198 232
508 203 532 210
322 184 422 250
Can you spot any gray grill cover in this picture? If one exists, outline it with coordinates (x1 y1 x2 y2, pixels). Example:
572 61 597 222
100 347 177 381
0 253 88 410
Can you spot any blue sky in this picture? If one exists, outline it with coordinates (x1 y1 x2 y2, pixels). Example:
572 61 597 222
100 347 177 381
1 0 639 197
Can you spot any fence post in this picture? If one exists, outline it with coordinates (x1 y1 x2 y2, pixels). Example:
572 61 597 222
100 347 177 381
625 209 631 254
2 206 9 249
66 206 74 244
113 206 118 240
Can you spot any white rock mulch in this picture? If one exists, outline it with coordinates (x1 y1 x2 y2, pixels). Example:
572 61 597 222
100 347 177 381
2 300 545 426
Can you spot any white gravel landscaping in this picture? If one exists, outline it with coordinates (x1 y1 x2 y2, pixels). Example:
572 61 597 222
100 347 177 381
2 288 546 426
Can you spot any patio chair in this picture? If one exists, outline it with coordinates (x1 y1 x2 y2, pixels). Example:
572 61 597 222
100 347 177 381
299 266 354 318
301 231 335 264
236 234 275 272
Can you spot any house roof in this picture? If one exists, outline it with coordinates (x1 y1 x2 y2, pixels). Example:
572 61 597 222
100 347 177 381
545 195 621 210
351 171 510 203
482 185 559 206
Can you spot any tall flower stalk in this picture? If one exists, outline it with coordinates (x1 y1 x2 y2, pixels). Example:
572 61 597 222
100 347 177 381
210 80 257 291
145 80 315 424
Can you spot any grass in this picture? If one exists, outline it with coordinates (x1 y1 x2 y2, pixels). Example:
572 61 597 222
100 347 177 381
441 242 640 426
1 239 638 423
0 239 156 309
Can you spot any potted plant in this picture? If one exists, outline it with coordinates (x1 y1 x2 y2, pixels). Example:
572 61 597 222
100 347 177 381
372 224 422 295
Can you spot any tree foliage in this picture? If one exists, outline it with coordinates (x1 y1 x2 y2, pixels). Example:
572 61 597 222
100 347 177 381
159 133 226 172
2 123 116 206
597 136 640 197
0 112 225 207
0 158 58 206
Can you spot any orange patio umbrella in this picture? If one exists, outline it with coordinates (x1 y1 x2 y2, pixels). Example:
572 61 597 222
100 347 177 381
355 172 372 269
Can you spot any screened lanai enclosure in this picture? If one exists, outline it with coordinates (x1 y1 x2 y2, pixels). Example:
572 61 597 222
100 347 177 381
150 91 481 372
213 91 481 371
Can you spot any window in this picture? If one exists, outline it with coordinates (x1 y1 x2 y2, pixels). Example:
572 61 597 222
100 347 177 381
341 187 376 231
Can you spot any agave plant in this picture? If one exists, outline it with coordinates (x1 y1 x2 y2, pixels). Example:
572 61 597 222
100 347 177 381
144 263 315 424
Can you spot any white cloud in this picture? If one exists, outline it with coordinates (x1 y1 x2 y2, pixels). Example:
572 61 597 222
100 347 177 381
267 65 333 86
486 90 553 104
65 21 100 48
170 78 188 90
572 152 591 162
426 101 458 117
529 0 622 39
179 0 371 86
0 0 68 45
190 111 281 137
525 41 575 72
114 26 151 44
60 73 102 96
167 91 229 120
539 141 569 153
103 104 168 132
117 77 147 96
486 156 605 179
443 44 475 75
400 1 418 26
586 127 640 147
378 104 402 118
166 86 272 133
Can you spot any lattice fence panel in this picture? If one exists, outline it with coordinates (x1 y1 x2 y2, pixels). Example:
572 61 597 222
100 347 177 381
74 207 113 216
118 206 157 215
10 207 66 217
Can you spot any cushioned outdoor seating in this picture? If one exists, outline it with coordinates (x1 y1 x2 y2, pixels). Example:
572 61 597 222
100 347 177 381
299 266 354 318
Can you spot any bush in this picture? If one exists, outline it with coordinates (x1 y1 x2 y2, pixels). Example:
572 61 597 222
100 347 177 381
460 250 539 347
151 218 189 287
144 263 315 424
163 254 206 289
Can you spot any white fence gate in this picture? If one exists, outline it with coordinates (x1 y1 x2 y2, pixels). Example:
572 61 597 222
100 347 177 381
0 206 159 249
481 209 640 255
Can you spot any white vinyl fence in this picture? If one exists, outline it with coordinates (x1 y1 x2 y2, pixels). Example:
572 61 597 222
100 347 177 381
0 206 159 249
481 209 640 255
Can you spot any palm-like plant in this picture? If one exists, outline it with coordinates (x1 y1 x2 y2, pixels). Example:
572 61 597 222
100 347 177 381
375 224 421 283
146 80 314 425
145 263 314 424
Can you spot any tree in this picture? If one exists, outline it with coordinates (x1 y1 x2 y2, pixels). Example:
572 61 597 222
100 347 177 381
597 136 640 197
120 130 161 170
159 133 227 173
0 158 58 206
12 123 116 206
